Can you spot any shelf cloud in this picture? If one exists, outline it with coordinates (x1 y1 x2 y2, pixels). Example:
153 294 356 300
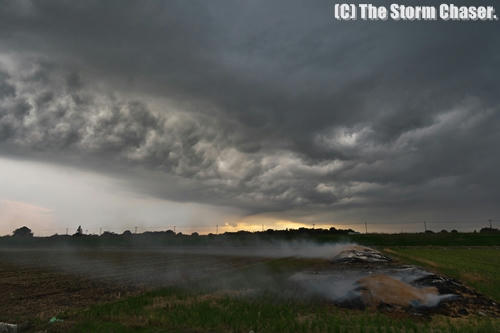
0 1 499 232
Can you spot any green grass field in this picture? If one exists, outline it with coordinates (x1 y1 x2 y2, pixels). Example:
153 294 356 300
348 232 500 246
47 288 499 333
384 246 500 302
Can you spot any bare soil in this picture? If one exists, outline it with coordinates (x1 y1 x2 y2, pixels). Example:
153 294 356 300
0 262 140 324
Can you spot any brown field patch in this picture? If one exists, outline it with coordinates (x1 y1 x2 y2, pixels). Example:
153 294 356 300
0 262 140 323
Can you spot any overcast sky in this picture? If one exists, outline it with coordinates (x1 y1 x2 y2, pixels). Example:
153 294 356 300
0 0 499 235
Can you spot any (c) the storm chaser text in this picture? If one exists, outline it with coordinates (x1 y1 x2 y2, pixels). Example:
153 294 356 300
334 4 498 21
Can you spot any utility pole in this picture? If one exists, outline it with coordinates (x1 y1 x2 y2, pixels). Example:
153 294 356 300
424 221 427 232
365 222 368 234
173 225 176 233
489 219 493 229
216 224 218 234
134 226 138 234
312 224 315 229
99 227 102 235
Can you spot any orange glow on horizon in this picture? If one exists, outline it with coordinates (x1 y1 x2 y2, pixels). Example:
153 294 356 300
0 199 56 236
215 216 351 234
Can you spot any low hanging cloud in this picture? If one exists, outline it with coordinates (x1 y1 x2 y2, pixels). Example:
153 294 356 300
0 0 499 225
0 59 347 211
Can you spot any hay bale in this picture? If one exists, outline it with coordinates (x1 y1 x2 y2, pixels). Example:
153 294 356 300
358 274 439 307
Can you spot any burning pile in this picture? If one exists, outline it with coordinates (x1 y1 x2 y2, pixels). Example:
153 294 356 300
290 245 499 317
357 274 443 308
290 269 452 310
332 245 392 263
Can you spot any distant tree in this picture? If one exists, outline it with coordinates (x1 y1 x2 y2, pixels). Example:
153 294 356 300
13 226 33 237
191 232 199 236
122 230 132 236
424 230 434 234
440 229 448 233
480 227 499 233
101 231 117 238
74 225 83 236
451 229 458 233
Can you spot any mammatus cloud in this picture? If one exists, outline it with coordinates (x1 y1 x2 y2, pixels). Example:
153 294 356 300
0 0 499 228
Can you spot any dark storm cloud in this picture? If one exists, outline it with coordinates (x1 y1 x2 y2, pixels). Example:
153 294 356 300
0 0 499 219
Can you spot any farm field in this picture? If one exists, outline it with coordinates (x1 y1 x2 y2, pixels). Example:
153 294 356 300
0 248 323 326
0 262 140 325
1 242 499 332
384 246 500 302
340 232 500 246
